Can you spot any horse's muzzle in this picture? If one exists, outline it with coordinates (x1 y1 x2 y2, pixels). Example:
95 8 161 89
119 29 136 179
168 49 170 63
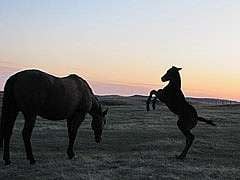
161 77 166 82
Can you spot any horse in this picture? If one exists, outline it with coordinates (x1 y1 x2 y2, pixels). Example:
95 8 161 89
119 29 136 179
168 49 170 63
0 69 108 165
146 66 216 159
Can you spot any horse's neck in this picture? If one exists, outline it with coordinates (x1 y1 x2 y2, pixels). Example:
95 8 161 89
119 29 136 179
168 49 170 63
89 95 100 116
169 74 181 89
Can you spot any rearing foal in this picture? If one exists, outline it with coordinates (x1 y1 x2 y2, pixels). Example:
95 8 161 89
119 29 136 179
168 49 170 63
146 66 216 159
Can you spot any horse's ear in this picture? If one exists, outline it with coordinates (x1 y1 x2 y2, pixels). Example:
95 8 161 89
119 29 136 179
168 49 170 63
103 108 109 116
172 66 182 71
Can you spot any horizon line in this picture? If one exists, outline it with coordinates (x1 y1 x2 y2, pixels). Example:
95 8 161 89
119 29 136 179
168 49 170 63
0 90 239 103
95 93 240 103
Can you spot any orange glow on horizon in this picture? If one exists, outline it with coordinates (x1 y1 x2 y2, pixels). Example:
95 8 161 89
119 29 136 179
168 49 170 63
0 64 239 101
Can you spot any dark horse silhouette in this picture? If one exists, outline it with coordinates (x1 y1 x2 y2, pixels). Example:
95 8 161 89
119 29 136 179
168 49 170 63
0 69 108 165
146 66 216 159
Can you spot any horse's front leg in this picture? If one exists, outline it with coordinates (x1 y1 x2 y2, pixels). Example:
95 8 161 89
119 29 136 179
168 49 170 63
152 97 157 110
146 89 164 111
67 112 85 159
22 114 36 165
146 90 157 111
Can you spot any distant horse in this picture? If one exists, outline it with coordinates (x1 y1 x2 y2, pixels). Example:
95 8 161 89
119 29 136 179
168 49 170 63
0 69 108 165
146 66 216 159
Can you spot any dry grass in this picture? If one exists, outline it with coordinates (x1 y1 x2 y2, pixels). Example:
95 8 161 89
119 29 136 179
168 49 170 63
0 96 239 179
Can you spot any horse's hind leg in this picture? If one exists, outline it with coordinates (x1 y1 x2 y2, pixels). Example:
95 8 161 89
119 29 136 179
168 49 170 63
2 111 18 165
177 120 195 159
22 113 36 164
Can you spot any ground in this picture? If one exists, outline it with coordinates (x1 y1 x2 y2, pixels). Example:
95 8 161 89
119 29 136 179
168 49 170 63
0 95 239 179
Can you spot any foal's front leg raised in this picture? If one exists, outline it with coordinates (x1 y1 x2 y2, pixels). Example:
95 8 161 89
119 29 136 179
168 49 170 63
146 90 157 111
152 97 157 110
67 113 85 159
146 89 164 111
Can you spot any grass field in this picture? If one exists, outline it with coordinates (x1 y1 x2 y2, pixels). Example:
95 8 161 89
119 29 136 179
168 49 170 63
0 95 239 179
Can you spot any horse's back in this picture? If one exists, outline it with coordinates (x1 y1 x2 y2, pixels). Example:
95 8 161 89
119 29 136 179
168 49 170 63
6 70 93 120
7 70 55 113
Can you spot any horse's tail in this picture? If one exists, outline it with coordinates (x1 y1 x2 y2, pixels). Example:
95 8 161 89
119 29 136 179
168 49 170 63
0 76 17 149
198 117 216 126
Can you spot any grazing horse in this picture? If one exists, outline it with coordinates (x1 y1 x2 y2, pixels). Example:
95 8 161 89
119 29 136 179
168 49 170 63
0 69 108 165
146 66 216 159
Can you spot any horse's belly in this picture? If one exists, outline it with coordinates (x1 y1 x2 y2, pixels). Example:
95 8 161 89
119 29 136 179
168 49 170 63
38 109 68 120
38 100 76 120
167 103 183 115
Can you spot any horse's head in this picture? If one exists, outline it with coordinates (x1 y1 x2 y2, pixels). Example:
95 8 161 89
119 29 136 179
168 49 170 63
91 105 108 143
161 66 182 82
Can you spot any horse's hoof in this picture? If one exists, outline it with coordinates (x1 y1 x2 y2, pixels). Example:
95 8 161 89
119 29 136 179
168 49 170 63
146 106 150 111
4 160 11 166
67 151 75 159
30 159 36 165
68 155 75 159
152 105 156 110
176 155 186 160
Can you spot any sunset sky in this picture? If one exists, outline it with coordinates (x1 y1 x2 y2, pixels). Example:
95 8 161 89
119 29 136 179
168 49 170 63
0 1 239 101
